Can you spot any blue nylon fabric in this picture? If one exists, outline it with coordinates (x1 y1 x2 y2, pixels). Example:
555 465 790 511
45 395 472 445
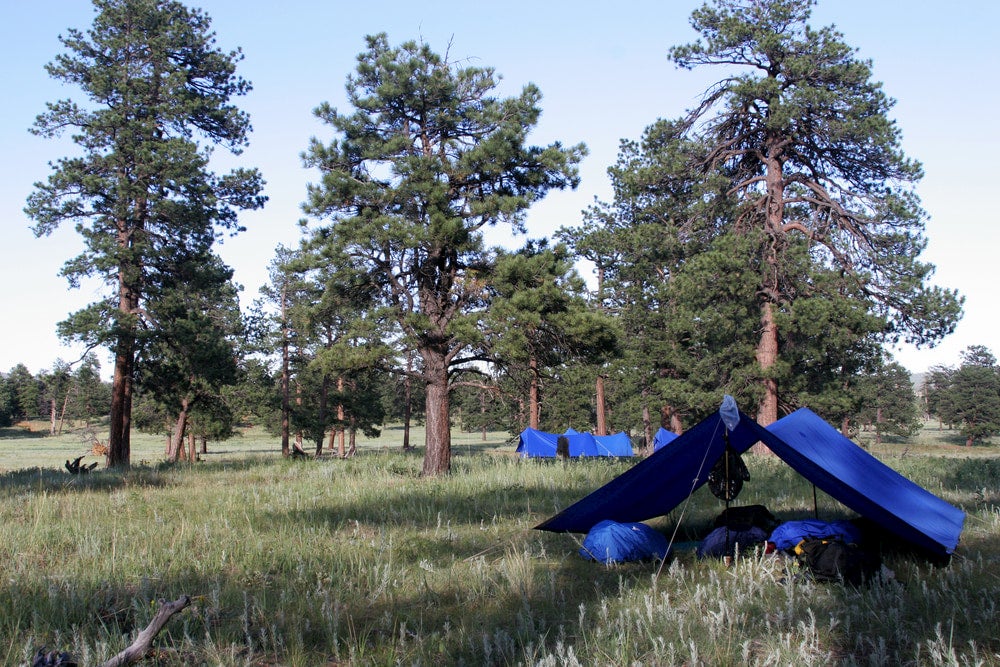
768 519 862 551
579 519 671 564
652 427 678 451
536 409 774 531
766 409 965 555
515 428 633 457
536 407 965 557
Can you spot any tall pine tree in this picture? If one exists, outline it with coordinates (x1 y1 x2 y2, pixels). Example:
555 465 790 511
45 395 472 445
302 34 584 475
26 0 265 466
667 0 962 424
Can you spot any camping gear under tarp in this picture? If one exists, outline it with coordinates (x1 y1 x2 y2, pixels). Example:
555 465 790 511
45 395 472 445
516 428 633 458
579 519 671 564
697 525 768 559
536 403 965 559
769 519 861 551
653 427 678 451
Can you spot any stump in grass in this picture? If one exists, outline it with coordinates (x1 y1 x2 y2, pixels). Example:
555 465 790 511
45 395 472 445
65 456 98 474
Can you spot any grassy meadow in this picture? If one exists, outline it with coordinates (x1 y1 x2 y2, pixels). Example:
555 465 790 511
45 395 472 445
1 421 998 666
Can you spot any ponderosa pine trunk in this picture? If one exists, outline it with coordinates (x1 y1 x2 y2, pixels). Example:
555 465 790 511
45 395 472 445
661 404 683 434
595 375 607 435
755 300 779 426
347 419 357 457
528 356 540 430
58 390 71 436
107 332 135 468
641 396 653 455
421 350 451 476
336 376 346 457
280 284 291 457
166 395 191 462
755 142 785 429
402 352 413 451
316 375 329 457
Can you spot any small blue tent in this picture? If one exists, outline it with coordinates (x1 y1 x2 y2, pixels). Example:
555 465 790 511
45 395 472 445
516 428 633 457
593 432 634 457
536 401 965 559
653 427 678 451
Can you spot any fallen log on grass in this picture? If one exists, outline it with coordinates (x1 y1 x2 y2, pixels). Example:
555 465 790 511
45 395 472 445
31 595 191 667
99 595 191 667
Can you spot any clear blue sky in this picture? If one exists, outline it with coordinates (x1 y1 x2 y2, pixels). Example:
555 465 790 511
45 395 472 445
2 1 997 378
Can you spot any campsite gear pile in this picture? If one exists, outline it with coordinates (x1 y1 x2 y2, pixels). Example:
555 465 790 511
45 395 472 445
542 397 965 575
696 504 777 559
696 511 883 585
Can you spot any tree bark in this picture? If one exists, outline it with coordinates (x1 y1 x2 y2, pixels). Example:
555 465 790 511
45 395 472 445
755 300 779 426
336 376 346 457
480 391 488 440
280 283 290 457
421 351 451 476
294 378 303 453
108 237 139 468
528 356 540 430
595 375 607 436
108 334 134 468
402 351 413 451
875 407 884 445
641 396 653 455
347 420 357 457
58 389 72 436
316 375 328 457
661 404 683 434
166 396 191 462
755 138 785 430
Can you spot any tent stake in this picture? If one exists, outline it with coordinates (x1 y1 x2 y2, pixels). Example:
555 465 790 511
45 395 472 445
813 484 819 519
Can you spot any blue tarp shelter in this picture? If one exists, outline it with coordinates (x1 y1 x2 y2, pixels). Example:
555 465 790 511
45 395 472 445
536 403 965 558
516 428 633 457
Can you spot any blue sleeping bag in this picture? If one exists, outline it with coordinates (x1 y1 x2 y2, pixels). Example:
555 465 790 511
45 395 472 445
579 520 671 564
769 519 862 551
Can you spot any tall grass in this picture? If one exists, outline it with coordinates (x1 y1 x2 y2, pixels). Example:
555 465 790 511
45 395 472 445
0 425 998 665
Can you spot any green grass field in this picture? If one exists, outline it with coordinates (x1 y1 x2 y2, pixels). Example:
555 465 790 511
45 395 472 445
1 421 998 665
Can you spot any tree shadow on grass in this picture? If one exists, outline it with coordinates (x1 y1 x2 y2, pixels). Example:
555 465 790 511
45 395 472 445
0 465 171 495
0 426 48 440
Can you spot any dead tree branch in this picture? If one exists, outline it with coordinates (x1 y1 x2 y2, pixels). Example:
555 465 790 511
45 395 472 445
99 595 191 667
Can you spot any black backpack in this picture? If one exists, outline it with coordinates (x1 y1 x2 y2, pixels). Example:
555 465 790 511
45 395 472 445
793 538 881 586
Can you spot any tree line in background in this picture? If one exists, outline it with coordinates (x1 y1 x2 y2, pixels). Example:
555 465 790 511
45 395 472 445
5 342 1000 450
21 0 970 473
